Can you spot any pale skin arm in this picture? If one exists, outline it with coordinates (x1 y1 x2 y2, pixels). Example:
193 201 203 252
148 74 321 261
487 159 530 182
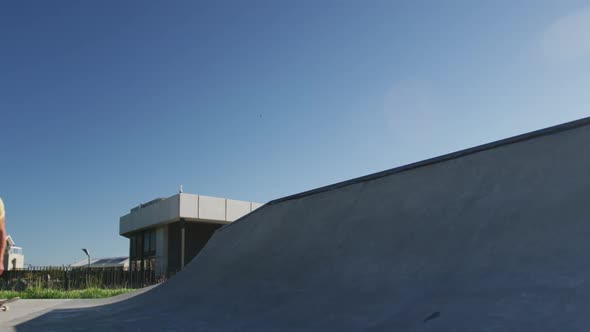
0 199 5 275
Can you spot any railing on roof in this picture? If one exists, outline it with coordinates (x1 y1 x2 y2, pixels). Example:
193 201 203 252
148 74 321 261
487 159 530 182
130 197 166 213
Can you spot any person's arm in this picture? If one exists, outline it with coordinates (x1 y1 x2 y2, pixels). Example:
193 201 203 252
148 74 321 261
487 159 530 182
0 198 5 275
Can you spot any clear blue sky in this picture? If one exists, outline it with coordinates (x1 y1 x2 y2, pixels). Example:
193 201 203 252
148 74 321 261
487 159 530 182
2 1 589 265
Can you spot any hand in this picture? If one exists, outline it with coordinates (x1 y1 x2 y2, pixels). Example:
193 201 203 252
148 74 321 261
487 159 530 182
0 199 4 276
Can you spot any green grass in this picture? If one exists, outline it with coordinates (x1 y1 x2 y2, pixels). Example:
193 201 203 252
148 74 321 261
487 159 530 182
0 287 135 299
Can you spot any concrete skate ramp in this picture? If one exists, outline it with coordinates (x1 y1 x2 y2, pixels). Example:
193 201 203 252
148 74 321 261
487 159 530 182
13 118 590 331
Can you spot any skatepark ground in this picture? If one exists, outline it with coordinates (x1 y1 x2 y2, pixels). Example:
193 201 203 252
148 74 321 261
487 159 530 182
0 287 154 331
4 117 590 331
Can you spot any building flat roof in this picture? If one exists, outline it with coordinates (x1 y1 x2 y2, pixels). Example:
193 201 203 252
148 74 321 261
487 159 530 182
71 257 128 268
120 193 263 236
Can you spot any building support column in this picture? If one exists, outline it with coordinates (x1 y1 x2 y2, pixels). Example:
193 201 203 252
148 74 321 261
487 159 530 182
180 218 186 270
155 225 168 277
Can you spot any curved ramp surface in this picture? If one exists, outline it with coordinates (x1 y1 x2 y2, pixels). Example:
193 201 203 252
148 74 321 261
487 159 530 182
13 118 590 331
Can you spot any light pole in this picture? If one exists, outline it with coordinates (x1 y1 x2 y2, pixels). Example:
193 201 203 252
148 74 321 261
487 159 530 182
82 248 91 269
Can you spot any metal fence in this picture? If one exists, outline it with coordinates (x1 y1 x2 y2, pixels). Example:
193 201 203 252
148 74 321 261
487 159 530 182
0 267 161 290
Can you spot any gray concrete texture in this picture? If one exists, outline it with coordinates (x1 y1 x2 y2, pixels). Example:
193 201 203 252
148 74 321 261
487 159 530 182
7 118 590 331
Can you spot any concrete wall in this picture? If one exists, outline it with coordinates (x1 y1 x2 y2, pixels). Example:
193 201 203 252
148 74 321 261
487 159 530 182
179 193 263 223
178 194 198 218
121 194 263 235
226 199 251 222
120 195 180 235
163 120 590 331
155 225 168 276
197 195 226 221
109 119 590 331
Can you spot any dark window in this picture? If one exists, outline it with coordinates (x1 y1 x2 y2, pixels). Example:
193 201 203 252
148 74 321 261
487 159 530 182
142 230 156 256
130 233 143 260
135 233 143 258
130 236 136 258
143 231 150 252
130 229 157 271
136 234 143 259
150 230 156 251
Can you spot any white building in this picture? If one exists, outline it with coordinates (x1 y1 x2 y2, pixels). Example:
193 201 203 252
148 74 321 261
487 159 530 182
4 235 24 271
120 193 263 277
